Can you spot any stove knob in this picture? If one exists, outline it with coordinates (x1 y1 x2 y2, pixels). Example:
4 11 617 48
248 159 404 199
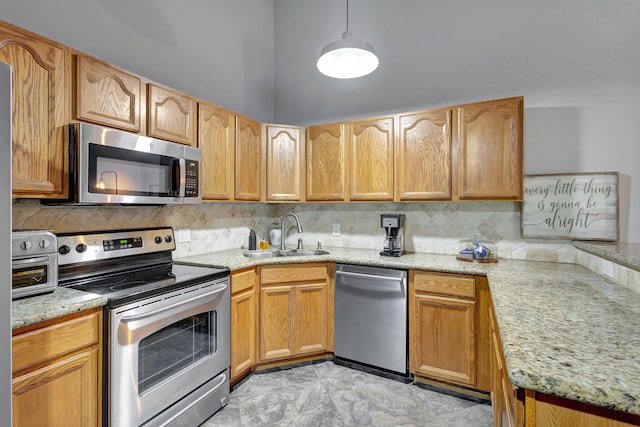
154 236 162 244
39 239 51 249
76 243 87 253
164 235 172 243
58 245 71 255
19 240 32 250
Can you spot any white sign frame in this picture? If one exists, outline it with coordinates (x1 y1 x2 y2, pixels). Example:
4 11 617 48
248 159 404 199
521 172 619 241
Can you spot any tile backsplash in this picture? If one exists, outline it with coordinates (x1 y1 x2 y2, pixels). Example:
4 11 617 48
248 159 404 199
15 199 640 292
14 199 577 262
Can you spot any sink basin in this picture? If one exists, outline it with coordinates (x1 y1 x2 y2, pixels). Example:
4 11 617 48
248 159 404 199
242 250 282 258
280 249 330 257
242 249 329 258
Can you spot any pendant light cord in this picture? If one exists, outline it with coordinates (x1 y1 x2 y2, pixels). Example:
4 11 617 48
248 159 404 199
346 0 350 31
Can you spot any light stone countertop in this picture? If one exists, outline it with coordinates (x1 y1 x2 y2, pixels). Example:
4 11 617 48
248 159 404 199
574 241 640 272
177 247 640 415
12 287 108 330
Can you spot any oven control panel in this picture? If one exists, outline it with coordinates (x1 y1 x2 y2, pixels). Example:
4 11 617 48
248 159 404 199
57 227 176 265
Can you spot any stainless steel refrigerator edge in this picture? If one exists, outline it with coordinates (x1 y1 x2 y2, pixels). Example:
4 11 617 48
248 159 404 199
0 62 13 427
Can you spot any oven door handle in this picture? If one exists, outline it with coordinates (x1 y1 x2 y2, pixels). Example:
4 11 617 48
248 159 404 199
120 284 227 326
12 256 50 266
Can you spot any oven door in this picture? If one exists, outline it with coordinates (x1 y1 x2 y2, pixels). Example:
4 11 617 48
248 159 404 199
108 278 230 427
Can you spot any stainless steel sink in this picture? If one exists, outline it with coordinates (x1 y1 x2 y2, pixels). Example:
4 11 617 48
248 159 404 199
242 249 329 258
280 249 330 257
242 250 282 258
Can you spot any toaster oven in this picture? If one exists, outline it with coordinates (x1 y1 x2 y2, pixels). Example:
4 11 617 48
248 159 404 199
11 231 58 299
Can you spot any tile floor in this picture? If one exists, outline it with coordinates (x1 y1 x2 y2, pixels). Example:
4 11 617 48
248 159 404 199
201 362 493 426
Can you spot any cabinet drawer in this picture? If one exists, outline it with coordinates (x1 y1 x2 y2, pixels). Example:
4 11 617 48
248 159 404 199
232 268 257 295
413 272 475 299
261 264 327 285
13 310 101 373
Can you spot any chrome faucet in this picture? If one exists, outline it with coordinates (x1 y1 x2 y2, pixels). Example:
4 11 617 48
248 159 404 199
280 212 303 250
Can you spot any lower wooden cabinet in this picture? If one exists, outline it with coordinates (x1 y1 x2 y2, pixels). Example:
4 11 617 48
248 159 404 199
409 271 491 392
489 302 523 427
230 268 258 385
524 391 640 427
12 308 102 427
259 263 332 363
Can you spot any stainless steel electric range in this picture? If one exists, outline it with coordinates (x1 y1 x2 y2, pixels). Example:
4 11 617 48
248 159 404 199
57 227 230 427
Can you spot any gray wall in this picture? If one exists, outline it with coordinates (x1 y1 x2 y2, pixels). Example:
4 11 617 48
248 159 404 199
273 0 640 242
3 0 640 242
0 0 275 122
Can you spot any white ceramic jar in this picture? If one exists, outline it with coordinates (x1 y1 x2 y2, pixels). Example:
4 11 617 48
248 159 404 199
269 223 281 246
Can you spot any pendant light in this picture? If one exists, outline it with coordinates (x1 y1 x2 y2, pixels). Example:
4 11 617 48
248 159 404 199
317 0 379 79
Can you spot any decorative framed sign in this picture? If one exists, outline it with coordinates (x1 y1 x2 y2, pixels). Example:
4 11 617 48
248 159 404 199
521 172 619 241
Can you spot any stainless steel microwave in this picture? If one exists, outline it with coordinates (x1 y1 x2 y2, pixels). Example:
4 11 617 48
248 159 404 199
47 123 202 205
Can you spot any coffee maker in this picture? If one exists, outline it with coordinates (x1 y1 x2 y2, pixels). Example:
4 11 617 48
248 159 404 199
380 213 405 257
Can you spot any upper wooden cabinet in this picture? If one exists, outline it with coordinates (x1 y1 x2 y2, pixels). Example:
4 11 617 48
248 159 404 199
198 102 235 200
0 20 69 198
397 108 452 201
348 116 395 201
147 83 196 146
306 123 346 201
454 96 523 201
265 124 304 201
76 54 142 132
235 115 263 201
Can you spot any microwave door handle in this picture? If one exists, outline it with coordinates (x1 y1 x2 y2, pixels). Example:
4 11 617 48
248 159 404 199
175 159 185 197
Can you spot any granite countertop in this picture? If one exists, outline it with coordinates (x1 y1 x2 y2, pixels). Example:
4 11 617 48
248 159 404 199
177 247 640 415
574 240 640 272
12 287 108 330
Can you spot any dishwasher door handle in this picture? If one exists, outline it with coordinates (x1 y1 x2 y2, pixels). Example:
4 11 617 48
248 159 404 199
336 271 405 292
336 270 405 282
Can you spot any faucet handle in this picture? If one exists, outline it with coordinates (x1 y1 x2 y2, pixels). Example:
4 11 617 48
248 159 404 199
297 238 303 250
317 241 322 250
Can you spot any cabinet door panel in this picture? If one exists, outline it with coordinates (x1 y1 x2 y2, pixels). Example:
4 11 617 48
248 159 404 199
0 23 68 197
349 117 394 201
231 288 256 382
266 125 303 201
294 283 328 355
199 102 235 200
77 54 141 132
456 97 523 200
306 123 345 201
260 285 294 361
397 109 451 200
12 348 99 427
235 115 262 201
147 83 196 146
412 294 476 386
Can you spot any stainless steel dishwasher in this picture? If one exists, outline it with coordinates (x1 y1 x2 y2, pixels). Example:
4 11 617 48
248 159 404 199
334 264 408 374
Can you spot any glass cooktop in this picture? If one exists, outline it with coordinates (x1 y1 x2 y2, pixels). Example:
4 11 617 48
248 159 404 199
63 262 229 308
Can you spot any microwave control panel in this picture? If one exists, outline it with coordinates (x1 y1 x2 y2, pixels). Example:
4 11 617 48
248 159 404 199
185 160 199 197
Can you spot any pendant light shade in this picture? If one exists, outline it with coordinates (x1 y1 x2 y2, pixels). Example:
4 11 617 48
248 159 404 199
317 1 379 79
